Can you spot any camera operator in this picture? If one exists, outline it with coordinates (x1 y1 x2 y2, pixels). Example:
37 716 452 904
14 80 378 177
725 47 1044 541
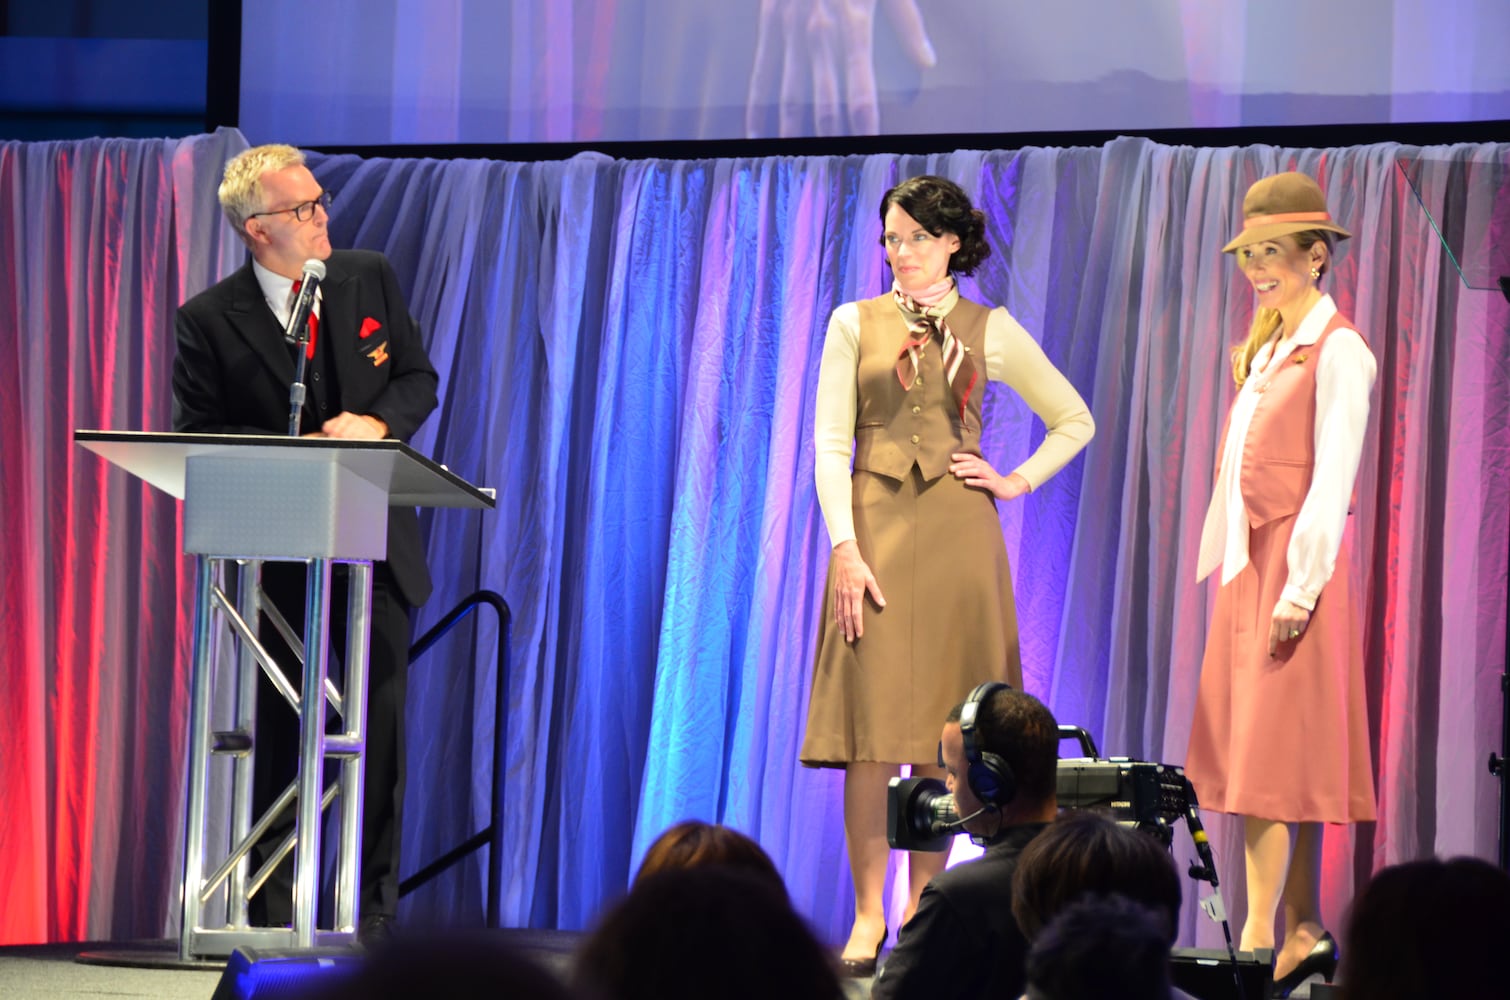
872 683 1058 1000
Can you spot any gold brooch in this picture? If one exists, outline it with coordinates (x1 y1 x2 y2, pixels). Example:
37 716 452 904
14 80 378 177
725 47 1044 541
1292 354 1308 364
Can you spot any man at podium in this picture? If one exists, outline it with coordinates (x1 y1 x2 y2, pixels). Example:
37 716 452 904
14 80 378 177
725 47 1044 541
171 143 439 941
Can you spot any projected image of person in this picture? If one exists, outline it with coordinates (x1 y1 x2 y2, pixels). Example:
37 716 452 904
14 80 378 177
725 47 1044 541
744 0 937 137
1184 172 1376 997
801 175 1093 975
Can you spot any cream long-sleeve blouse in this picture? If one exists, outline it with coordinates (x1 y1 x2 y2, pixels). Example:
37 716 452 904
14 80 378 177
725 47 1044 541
814 297 1095 547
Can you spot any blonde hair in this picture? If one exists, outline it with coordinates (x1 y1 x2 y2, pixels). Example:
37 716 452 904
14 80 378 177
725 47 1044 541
218 144 307 239
1230 230 1334 387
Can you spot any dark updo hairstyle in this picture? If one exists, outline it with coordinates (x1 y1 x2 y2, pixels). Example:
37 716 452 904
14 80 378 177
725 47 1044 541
878 175 993 276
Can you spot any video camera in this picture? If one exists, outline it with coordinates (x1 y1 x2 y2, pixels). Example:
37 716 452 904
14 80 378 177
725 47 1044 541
886 725 1194 853
885 722 1245 991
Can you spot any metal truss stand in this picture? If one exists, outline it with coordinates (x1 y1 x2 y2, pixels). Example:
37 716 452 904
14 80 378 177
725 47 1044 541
74 431 496 961
179 554 372 958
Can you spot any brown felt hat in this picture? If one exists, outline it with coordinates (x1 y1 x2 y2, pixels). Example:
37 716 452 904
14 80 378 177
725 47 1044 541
1222 171 1352 253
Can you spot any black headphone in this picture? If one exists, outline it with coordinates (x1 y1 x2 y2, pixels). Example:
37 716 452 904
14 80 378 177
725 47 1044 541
959 682 1016 808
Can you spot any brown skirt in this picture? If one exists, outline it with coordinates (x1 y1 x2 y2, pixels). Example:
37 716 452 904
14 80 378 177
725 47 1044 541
800 465 1021 767
1184 515 1376 823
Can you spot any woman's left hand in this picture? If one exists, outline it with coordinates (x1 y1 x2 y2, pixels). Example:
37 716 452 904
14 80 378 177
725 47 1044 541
1268 599 1312 657
949 453 1030 500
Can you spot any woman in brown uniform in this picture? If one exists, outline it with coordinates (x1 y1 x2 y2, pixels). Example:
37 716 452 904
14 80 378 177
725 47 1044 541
801 175 1094 974
1185 172 1377 997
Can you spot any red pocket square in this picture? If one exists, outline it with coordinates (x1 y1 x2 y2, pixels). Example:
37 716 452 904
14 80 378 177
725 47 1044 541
360 317 382 339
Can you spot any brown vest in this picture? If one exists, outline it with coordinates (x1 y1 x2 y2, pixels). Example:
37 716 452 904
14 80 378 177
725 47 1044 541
852 294 990 482
1219 310 1363 527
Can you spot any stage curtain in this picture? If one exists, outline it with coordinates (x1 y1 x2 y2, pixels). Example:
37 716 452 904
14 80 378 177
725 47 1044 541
0 128 249 942
1 130 1505 946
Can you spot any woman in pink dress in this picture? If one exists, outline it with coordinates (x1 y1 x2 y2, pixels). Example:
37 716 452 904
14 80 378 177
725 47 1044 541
1185 172 1377 998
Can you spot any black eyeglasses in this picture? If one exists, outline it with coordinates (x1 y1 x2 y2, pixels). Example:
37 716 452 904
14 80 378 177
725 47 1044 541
248 190 332 223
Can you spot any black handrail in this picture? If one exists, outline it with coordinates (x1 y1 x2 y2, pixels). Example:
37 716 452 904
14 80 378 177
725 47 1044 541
397 589 511 928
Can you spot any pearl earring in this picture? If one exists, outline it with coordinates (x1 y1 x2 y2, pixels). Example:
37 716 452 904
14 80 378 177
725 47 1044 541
1310 267 1321 281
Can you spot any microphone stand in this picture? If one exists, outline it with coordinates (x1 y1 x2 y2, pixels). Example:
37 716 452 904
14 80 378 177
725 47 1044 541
1182 778 1247 1000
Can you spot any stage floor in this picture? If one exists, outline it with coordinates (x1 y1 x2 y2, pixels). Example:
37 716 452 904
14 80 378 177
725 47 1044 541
0 941 223 1000
0 931 875 1000
0 931 584 1000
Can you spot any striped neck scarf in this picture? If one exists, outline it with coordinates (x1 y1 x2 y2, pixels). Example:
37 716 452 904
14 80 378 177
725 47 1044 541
893 282 978 426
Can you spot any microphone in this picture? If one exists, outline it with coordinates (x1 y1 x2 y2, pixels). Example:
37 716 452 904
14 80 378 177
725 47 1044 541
1181 776 1220 889
284 258 326 436
284 258 326 345
944 803 993 832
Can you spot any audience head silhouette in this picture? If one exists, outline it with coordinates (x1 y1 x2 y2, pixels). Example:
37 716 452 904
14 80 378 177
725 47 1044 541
1339 855 1510 999
1024 893 1177 1000
575 865 843 1000
633 820 785 895
1011 810 1182 942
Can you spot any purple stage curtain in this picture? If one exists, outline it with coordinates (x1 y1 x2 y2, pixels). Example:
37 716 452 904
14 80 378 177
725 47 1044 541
0 130 1505 948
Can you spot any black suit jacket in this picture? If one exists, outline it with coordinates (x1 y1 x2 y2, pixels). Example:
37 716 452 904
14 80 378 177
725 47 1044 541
172 249 439 607
871 822 1051 1000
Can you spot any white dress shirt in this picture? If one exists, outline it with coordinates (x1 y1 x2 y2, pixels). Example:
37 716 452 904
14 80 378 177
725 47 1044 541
253 258 323 331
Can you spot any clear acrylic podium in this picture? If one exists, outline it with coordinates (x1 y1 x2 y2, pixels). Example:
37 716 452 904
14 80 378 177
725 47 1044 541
75 430 495 959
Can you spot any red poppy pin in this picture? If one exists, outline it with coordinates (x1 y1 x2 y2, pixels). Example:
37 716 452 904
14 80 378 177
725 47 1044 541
360 317 382 339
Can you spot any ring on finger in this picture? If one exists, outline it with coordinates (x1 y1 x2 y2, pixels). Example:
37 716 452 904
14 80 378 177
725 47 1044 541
1289 628 1301 639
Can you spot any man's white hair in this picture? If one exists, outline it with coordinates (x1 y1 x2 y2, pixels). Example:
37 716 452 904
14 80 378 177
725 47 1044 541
218 143 307 240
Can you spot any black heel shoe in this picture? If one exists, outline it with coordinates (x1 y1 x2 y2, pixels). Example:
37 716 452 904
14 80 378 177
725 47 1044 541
838 926 887 978
1273 930 1339 997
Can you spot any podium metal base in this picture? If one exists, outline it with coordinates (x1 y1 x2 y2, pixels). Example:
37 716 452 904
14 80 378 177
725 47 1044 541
179 556 372 960
74 941 224 971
